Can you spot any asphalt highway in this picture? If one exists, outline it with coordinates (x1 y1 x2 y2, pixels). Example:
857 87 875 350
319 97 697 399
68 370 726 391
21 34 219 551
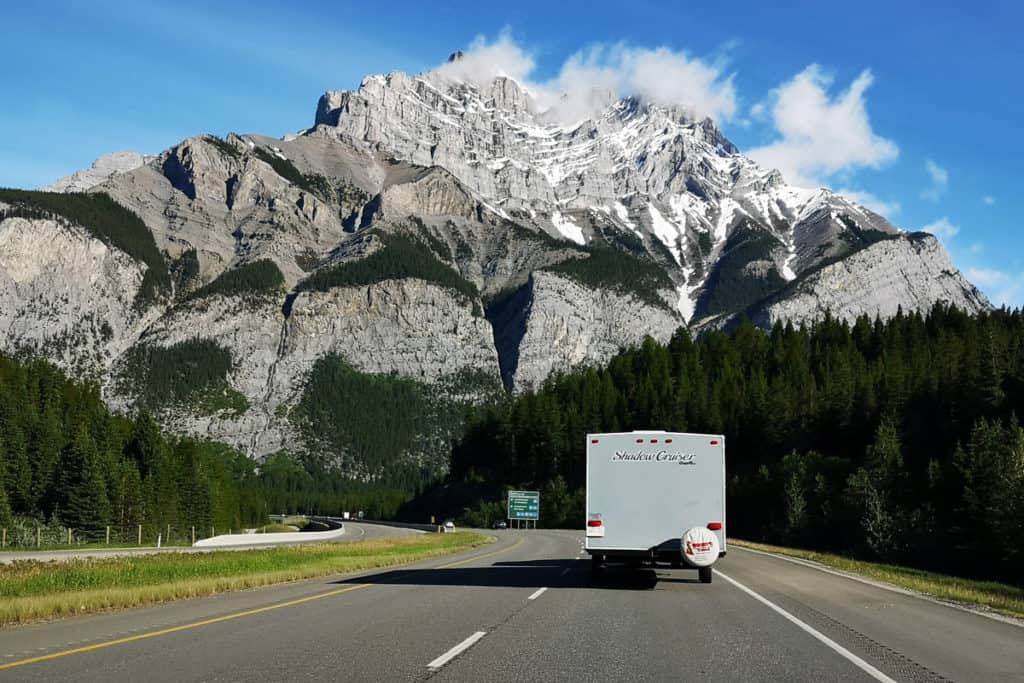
1 524 1021 682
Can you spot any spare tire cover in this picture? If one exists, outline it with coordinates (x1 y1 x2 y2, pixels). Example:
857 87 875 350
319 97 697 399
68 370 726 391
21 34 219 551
681 526 720 568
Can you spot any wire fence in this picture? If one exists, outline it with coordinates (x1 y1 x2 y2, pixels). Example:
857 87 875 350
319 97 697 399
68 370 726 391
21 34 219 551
0 519 244 550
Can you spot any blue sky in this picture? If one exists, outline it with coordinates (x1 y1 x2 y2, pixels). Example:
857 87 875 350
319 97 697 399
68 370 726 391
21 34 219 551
2 0 1021 305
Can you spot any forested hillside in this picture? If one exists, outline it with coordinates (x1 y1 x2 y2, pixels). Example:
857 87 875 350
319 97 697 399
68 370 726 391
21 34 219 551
0 355 413 543
430 305 1024 582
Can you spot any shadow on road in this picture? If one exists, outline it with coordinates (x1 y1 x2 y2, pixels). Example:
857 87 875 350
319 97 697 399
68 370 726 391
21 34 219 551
333 558 694 591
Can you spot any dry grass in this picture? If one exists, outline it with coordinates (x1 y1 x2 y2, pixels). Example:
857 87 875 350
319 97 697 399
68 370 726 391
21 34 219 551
0 532 489 627
731 539 1024 620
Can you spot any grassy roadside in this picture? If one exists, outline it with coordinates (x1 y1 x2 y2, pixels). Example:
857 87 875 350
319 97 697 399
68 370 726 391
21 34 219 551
0 542 189 552
0 532 489 627
731 539 1024 620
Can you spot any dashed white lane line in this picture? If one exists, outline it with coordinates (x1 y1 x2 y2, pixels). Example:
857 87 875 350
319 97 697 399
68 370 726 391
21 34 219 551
427 631 487 671
714 569 897 683
527 587 548 601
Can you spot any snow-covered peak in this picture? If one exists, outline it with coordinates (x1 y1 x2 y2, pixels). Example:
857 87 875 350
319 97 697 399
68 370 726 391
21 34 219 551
310 68 907 323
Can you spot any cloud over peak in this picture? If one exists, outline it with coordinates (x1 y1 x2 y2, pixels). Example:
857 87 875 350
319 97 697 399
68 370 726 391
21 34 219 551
921 217 960 240
430 32 738 124
432 33 900 216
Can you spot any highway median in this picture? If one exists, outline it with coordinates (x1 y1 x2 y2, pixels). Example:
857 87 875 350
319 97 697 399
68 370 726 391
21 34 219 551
731 539 1024 620
0 532 490 627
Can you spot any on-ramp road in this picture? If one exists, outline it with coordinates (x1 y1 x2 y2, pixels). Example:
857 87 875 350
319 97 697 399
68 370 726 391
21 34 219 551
0 523 1020 682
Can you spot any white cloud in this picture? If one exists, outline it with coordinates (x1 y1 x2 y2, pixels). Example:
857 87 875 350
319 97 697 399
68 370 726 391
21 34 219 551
431 34 737 124
746 65 898 188
837 188 900 216
434 31 536 86
982 196 996 205
965 268 1009 287
992 276 1024 309
969 242 985 255
921 159 949 201
921 217 960 240
962 267 1024 308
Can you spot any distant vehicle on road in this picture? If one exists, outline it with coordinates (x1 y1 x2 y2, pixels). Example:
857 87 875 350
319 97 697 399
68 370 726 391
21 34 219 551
442 520 456 532
585 431 726 583
342 511 351 520
493 520 507 529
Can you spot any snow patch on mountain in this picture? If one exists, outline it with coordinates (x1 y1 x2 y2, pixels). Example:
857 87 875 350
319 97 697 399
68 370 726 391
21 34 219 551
551 211 586 245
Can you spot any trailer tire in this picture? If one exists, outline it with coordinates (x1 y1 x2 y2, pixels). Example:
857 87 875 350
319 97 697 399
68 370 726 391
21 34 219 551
699 566 713 584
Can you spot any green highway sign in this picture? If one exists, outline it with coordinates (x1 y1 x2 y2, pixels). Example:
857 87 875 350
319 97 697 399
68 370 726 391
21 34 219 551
507 490 540 521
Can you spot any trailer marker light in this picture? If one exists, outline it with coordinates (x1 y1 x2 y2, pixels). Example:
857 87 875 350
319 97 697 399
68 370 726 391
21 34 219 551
710 440 719 445
591 439 599 444
650 439 658 443
587 520 603 527
636 438 644 443
707 522 723 530
665 439 672 443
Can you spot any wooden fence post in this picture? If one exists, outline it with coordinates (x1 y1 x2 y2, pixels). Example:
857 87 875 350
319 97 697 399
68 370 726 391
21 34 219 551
106 526 111 545
191 526 196 545
138 524 142 545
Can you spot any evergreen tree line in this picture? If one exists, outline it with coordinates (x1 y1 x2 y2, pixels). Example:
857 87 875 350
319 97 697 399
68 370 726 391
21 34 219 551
0 355 265 542
0 354 423 542
445 305 1024 582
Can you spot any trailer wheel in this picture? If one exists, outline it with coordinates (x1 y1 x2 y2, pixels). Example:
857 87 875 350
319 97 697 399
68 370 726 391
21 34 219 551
699 566 713 584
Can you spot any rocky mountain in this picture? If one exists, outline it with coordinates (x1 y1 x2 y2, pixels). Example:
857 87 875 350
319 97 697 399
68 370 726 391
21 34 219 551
42 151 154 193
0 63 988 473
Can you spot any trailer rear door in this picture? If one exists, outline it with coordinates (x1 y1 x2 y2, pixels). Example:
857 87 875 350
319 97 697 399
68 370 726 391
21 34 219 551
586 431 725 552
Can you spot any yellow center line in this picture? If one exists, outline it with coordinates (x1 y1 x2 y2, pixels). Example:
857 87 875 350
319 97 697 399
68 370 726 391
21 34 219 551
0 534 525 671
436 536 524 569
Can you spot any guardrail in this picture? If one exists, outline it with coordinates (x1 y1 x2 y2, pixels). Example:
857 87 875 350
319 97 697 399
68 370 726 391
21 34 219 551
349 519 441 533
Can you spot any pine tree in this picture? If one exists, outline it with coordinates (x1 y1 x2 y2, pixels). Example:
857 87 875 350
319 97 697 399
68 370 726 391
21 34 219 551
60 424 111 531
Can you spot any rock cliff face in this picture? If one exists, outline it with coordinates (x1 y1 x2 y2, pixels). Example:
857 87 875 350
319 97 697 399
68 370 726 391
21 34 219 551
0 60 991 464
502 271 681 391
744 234 989 328
42 151 153 193
0 214 155 376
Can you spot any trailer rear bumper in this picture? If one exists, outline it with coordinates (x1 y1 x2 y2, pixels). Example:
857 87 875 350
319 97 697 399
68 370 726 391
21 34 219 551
586 539 726 565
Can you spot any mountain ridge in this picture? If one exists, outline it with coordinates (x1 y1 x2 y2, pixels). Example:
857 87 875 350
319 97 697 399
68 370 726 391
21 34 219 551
0 62 989 471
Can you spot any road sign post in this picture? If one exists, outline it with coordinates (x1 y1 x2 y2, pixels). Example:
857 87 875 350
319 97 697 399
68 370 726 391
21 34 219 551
507 490 540 527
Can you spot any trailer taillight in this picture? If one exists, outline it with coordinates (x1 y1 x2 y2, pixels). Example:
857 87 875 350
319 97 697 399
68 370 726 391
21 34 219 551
665 439 673 443
587 520 603 527
591 439 599 444
710 440 719 445
636 438 644 443
707 522 723 530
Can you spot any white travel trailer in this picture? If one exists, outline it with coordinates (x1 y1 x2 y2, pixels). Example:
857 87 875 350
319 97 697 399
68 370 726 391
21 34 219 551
585 431 726 583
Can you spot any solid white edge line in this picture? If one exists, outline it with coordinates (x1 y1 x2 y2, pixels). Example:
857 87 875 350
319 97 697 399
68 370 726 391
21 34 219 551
714 569 897 683
528 587 548 600
427 631 487 670
731 546 1024 629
